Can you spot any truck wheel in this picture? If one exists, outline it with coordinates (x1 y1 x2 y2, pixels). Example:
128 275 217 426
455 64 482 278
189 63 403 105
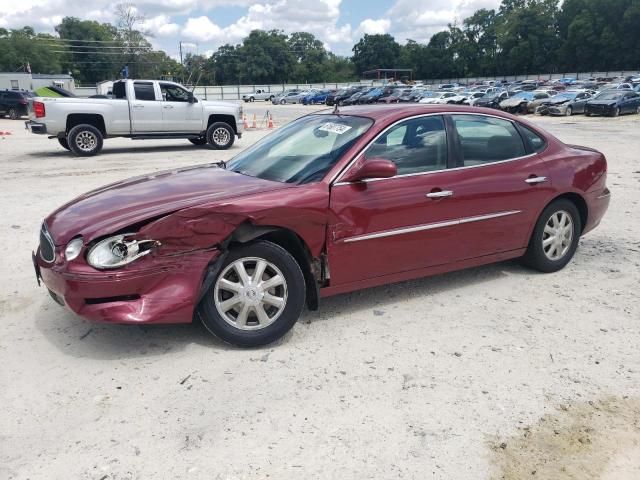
68 124 103 156
8 108 18 120
206 122 235 150
189 137 207 146
58 137 71 150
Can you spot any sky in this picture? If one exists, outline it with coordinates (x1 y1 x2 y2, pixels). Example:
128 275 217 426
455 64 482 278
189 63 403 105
0 0 502 58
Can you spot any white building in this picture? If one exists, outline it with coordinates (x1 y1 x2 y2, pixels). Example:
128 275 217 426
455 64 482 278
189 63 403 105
0 73 76 92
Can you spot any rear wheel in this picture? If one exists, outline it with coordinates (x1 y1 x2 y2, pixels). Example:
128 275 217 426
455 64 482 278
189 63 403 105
67 124 103 156
206 122 234 150
198 241 305 347
58 137 70 150
8 107 18 120
521 199 581 273
280 99 286 105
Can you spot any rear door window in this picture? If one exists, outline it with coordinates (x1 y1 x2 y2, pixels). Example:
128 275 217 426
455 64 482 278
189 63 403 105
133 82 156 101
452 115 527 167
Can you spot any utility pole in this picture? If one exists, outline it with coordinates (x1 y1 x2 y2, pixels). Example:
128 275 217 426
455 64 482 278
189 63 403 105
179 41 183 65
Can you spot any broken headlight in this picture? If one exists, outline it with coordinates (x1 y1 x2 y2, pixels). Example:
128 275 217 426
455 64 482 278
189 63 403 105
87 234 159 270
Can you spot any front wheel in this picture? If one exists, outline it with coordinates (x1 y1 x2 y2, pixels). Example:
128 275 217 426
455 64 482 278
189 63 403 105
198 241 306 347
521 199 581 273
611 107 620 117
67 124 103 156
8 108 19 120
206 122 235 150
565 106 572 116
280 99 286 105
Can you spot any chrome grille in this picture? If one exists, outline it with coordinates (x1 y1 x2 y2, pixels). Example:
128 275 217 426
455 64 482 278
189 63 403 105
39 223 55 263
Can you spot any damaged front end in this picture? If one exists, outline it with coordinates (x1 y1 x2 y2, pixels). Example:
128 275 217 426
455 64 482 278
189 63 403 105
34 208 248 325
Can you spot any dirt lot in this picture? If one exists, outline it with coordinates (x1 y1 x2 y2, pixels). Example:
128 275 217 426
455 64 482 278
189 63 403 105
1 105 639 480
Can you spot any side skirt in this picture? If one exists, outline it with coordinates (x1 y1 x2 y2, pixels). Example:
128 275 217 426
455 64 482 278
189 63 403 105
319 248 526 298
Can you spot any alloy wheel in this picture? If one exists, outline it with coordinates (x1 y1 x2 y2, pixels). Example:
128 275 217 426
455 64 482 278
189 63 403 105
214 257 288 331
542 210 574 261
8 108 17 120
75 131 97 151
212 127 230 146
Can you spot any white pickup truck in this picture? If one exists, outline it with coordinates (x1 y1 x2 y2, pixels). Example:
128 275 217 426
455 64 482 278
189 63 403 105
26 79 243 156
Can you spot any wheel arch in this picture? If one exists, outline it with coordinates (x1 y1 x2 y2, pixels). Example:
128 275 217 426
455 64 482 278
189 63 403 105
201 223 320 311
66 114 106 136
543 192 588 233
207 114 237 134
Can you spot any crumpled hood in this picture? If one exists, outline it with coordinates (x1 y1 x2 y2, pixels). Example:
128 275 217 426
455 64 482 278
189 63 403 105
45 165 290 245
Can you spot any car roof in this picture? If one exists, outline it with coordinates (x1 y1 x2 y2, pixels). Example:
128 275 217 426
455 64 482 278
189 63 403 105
316 103 530 123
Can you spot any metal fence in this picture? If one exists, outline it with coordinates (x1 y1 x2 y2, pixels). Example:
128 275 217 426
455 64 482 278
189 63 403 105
73 70 639 98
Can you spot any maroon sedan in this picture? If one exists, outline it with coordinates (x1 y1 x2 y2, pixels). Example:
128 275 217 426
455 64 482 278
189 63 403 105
33 105 610 346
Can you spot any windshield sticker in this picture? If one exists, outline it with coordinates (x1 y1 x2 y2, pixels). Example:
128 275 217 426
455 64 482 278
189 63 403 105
318 123 352 134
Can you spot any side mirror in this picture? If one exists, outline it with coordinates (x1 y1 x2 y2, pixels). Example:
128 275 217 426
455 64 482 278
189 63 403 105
341 158 397 183
188 92 196 103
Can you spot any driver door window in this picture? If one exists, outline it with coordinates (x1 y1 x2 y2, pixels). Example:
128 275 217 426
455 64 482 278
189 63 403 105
363 115 447 175
159 82 200 132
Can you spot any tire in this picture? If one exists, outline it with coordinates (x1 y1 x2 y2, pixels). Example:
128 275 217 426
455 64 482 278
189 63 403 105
521 199 582 273
189 137 207 146
269 96 274 102
67 124 103 156
8 107 18 120
280 99 286 105
612 107 620 117
565 106 572 116
585 111 591 117
58 137 70 150
205 122 234 150
249 97 255 102
198 241 306 347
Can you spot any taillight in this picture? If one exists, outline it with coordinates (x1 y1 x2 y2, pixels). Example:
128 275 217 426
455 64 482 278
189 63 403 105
34 101 45 118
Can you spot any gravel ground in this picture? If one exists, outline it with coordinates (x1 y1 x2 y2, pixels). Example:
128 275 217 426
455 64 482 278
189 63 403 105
0 104 638 480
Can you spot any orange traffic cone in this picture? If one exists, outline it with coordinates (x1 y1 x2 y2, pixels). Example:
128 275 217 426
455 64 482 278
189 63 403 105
267 114 274 129
243 114 249 129
251 114 257 129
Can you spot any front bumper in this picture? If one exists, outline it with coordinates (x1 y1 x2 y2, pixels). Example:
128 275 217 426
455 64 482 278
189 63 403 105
34 246 220 324
25 120 47 134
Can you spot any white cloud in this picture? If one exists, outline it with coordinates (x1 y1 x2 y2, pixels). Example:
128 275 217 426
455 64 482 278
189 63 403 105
357 18 391 36
141 14 180 37
182 16 223 42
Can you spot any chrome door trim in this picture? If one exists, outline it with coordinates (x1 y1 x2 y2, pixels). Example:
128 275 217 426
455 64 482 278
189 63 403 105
341 210 522 243
331 110 540 187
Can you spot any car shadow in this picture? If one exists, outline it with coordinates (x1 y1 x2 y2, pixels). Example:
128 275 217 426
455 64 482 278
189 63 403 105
300 259 526 324
34 305 233 360
34 259 527 360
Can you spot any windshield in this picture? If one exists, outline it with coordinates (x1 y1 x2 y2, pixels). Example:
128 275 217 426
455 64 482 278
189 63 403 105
554 92 577 100
513 92 534 100
595 91 623 100
226 114 373 184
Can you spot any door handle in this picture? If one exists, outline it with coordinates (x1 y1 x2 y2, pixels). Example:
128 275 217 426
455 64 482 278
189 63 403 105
525 176 547 185
426 190 453 199
132 104 144 109
163 105 174 109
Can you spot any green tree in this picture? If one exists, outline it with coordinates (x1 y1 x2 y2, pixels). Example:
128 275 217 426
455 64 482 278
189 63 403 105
0 27 67 74
55 17 119 83
351 33 401 75
287 32 327 82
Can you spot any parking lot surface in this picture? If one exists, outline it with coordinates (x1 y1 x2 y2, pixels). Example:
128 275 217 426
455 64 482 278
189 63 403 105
1 105 639 479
